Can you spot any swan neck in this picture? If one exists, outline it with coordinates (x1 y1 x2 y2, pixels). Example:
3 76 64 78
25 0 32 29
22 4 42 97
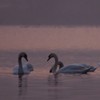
51 55 58 73
53 55 58 67
18 56 22 67
18 56 24 74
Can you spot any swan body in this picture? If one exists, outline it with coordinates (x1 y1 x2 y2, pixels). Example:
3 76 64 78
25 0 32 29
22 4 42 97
72 64 96 72
13 64 30 75
58 62 96 73
13 52 33 75
57 62 94 74
47 53 94 74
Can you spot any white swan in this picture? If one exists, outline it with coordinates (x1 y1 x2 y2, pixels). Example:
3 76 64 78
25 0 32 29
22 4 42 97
13 52 33 75
47 53 92 74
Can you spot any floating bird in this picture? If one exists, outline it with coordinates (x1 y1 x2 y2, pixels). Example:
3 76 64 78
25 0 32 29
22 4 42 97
13 52 33 75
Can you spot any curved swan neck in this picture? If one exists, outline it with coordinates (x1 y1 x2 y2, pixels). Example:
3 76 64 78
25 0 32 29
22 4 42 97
53 55 58 67
18 52 28 66
17 52 28 75
18 55 24 75
49 54 59 73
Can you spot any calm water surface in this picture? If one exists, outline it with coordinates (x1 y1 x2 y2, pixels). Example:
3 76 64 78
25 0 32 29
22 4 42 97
0 26 100 100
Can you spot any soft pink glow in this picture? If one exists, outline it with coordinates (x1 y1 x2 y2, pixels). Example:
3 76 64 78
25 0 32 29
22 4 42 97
0 26 100 51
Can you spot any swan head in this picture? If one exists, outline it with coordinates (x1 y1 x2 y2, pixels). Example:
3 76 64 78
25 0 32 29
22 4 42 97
58 61 64 69
19 52 28 61
47 53 57 61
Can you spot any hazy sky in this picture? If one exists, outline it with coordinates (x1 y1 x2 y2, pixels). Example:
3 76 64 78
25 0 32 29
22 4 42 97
0 0 100 26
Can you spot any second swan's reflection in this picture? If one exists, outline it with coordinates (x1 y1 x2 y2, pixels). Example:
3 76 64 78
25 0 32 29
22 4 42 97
48 74 59 86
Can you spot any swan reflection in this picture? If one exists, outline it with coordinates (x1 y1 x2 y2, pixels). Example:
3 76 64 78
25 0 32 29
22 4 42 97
47 74 61 100
48 74 59 86
18 75 28 96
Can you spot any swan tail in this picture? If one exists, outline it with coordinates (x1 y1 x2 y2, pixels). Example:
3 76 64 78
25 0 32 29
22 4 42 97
82 68 91 74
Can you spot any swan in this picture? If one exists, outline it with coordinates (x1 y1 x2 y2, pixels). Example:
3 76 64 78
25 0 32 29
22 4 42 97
47 53 92 74
13 52 33 75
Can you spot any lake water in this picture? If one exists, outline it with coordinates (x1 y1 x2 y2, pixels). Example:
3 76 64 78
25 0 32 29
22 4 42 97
0 26 100 100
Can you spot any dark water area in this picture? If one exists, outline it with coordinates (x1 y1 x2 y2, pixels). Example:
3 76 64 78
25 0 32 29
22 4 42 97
0 49 100 68
0 50 100 100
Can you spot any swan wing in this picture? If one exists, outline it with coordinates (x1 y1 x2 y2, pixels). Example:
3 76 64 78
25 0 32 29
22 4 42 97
73 64 96 72
64 64 96 72
13 65 19 75
25 63 34 71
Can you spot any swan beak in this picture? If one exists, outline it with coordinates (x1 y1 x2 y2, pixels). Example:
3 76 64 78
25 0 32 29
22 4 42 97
25 57 28 61
47 58 50 61
49 69 53 73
